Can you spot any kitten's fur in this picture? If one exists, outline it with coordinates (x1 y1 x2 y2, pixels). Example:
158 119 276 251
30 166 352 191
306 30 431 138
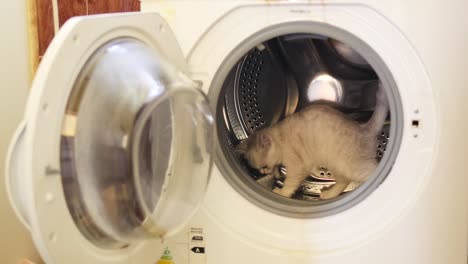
236 83 388 199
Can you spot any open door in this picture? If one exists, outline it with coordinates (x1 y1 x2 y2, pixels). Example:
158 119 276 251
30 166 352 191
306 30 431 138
6 13 213 264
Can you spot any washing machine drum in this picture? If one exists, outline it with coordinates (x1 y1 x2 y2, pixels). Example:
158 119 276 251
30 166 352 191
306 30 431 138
220 35 387 199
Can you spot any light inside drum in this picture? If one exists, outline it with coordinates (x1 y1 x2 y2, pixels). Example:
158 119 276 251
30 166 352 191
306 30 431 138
307 73 343 103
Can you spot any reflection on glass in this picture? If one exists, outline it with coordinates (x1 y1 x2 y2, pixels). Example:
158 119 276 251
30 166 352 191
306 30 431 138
60 38 213 248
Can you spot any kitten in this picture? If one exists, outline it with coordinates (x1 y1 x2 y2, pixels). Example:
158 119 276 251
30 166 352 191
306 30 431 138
236 83 388 199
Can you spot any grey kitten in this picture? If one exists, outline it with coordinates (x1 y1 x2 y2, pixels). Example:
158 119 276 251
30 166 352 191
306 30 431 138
236 83 388 199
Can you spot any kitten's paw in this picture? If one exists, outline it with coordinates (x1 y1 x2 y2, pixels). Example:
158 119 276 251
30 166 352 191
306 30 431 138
320 190 340 200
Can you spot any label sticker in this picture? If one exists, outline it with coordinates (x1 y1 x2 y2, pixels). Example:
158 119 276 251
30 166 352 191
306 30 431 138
192 235 203 242
191 247 205 254
189 227 206 264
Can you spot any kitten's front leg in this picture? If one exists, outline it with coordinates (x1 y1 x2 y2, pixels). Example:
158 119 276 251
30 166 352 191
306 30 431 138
320 178 350 200
273 168 306 198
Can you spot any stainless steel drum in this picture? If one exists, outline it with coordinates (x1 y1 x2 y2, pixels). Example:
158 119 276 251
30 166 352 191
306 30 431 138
218 34 390 200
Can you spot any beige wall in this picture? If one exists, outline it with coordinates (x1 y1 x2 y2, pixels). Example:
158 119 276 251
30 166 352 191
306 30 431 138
0 0 42 263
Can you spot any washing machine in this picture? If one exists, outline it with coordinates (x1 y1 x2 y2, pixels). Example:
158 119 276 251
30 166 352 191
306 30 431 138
5 0 468 263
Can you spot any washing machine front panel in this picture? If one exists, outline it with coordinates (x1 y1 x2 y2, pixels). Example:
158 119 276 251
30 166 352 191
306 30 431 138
182 3 438 257
172 1 464 261
6 13 214 264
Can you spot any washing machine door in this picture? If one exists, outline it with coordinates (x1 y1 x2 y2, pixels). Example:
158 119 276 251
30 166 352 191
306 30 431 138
5 13 213 263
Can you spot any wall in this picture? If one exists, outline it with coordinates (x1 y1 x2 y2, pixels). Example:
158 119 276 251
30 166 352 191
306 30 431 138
0 1 42 263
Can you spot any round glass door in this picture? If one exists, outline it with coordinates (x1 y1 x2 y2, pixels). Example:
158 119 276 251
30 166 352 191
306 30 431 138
59 38 213 248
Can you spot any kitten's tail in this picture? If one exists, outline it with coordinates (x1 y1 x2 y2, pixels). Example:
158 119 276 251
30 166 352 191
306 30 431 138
363 82 388 135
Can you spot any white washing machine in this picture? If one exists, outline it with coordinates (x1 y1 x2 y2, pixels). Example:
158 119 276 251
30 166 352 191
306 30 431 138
5 1 468 263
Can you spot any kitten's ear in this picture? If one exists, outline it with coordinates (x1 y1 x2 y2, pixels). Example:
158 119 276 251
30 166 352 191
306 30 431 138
234 140 248 155
259 134 272 149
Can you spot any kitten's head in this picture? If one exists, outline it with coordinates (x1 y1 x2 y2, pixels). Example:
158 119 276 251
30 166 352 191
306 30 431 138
235 132 281 175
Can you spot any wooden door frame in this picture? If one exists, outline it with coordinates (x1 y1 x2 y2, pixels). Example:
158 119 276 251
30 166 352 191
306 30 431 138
26 0 140 79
